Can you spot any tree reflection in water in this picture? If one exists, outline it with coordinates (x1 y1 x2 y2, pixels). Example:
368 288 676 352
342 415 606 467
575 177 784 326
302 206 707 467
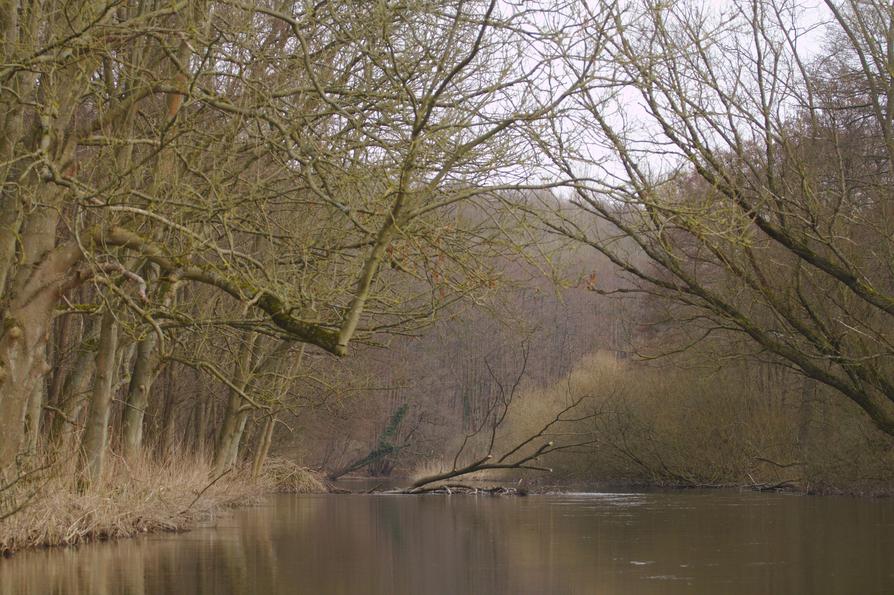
1 492 893 595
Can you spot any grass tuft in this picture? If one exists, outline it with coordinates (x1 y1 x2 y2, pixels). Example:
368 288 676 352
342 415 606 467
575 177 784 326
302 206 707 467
0 453 324 556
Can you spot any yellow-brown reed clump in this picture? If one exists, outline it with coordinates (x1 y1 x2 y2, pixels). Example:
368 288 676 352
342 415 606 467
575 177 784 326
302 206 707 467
0 453 322 556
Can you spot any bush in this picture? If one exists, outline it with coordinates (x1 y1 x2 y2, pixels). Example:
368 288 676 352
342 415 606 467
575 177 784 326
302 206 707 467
499 350 894 494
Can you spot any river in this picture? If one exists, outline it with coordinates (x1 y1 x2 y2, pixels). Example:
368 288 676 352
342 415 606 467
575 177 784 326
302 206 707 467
1 490 892 594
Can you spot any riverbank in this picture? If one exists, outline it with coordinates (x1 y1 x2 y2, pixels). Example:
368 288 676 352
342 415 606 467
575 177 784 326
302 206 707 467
4 466 889 557
0 456 325 556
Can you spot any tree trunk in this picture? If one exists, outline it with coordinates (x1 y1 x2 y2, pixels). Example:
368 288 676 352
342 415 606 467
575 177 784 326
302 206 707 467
122 263 173 459
121 332 157 460
214 392 251 474
195 389 210 461
53 356 95 455
46 311 74 415
0 238 81 471
23 370 45 454
213 332 273 474
80 310 119 484
158 370 178 460
49 324 97 450
213 338 295 475
213 334 256 474
251 414 276 479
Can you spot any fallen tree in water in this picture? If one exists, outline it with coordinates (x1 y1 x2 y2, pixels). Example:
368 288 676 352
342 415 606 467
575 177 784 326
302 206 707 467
402 393 599 493
409 484 528 496
387 345 602 494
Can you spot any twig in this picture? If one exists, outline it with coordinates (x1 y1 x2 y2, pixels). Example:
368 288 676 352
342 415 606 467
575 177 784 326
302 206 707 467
181 469 231 514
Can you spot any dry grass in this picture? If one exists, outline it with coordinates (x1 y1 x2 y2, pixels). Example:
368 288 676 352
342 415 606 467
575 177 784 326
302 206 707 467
0 453 323 556
261 457 326 493
407 459 486 485
409 459 451 484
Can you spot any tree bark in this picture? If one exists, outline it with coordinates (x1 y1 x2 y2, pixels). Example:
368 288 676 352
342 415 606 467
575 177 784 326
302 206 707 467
251 414 276 479
213 338 295 475
49 322 97 450
0 238 81 470
52 357 95 455
23 370 45 454
46 311 74 422
121 332 158 460
216 410 251 473
213 334 257 474
80 310 119 484
196 389 210 461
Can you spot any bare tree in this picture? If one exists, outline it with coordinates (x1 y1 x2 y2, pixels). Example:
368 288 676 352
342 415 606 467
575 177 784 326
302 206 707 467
0 0 583 488
537 0 894 436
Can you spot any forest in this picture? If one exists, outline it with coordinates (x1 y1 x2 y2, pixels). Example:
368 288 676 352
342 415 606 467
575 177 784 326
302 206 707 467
1 0 893 554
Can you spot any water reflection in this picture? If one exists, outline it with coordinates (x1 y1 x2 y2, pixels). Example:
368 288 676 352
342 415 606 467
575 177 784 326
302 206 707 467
2 491 893 594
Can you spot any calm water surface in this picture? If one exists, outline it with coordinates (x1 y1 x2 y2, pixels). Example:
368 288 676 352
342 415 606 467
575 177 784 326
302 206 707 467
1 491 893 594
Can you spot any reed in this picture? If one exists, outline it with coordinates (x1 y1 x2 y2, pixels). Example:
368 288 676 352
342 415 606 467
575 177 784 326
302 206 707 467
0 453 324 556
